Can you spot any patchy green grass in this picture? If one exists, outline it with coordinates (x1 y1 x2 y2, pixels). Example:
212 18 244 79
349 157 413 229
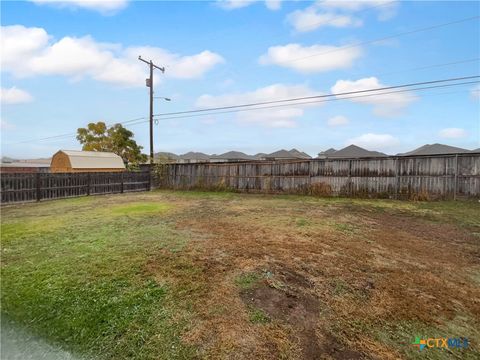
1 194 196 360
295 218 310 227
110 202 171 216
248 307 271 325
235 272 261 290
2 190 479 360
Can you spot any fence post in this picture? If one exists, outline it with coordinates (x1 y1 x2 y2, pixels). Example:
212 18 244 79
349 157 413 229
36 172 42 202
395 157 400 199
87 173 91 196
147 165 152 191
443 156 447 199
348 159 352 195
308 160 312 189
454 154 458 200
120 172 124 193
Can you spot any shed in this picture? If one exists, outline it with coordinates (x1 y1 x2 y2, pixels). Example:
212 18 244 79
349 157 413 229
50 150 126 173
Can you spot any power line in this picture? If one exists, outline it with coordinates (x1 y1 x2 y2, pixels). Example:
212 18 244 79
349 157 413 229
185 1 398 83
375 58 480 77
112 80 478 127
7 76 479 145
152 75 479 118
143 80 478 123
9 85 476 145
272 15 480 66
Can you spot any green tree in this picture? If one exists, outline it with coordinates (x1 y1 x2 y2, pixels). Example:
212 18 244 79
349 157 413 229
76 122 147 165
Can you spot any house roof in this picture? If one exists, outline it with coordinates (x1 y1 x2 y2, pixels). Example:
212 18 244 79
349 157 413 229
318 148 337 156
398 143 469 156
254 153 267 159
471 148 480 153
326 145 387 158
266 149 296 158
55 150 125 169
288 148 312 159
266 149 310 159
211 151 254 160
179 151 210 160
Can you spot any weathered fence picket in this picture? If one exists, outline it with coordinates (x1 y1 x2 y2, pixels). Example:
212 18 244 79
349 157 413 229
159 154 480 199
1 171 151 204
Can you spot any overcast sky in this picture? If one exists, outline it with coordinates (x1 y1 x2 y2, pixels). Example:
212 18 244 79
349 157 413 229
1 0 479 158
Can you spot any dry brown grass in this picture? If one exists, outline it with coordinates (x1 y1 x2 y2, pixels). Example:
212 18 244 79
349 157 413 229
3 190 479 359
142 191 480 359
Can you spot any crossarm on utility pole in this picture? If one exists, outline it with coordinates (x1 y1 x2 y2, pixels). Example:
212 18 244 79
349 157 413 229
138 56 165 72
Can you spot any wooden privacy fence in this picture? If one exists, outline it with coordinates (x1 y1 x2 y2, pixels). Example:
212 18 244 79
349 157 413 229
158 154 480 199
1 171 151 204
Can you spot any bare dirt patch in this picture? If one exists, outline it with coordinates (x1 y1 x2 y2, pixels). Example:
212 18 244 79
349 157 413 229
239 266 364 360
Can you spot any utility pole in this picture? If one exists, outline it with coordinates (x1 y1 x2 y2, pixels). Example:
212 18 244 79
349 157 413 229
138 56 165 164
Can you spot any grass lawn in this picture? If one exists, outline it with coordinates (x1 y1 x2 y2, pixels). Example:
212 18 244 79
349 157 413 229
1 190 479 359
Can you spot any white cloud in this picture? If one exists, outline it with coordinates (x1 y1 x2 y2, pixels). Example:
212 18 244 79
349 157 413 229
29 0 128 14
347 133 399 150
0 25 224 87
287 7 361 32
217 0 281 11
331 77 417 117
0 25 50 67
217 0 255 10
196 83 323 128
470 84 480 101
259 43 362 73
265 0 281 10
287 0 398 32
126 47 224 80
1 87 34 104
438 128 467 139
1 119 16 130
327 115 349 127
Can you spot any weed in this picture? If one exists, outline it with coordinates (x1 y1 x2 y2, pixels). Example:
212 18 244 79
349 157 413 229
295 218 310 227
248 307 270 324
235 272 260 290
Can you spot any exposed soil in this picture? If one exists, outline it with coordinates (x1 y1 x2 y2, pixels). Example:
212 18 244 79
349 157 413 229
167 194 480 359
240 266 364 359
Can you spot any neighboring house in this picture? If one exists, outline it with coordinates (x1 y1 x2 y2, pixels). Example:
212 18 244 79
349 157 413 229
288 148 312 159
321 145 387 159
50 150 126 173
254 153 268 160
155 152 180 162
261 149 311 161
210 151 255 163
397 143 469 156
0 162 51 173
178 152 210 163
317 148 337 159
